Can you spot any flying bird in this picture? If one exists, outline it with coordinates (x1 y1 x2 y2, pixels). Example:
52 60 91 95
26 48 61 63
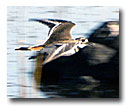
15 19 88 64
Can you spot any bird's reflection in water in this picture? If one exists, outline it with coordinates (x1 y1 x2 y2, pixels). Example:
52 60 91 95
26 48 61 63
33 51 99 98
40 84 118 98
34 64 119 98
33 48 119 98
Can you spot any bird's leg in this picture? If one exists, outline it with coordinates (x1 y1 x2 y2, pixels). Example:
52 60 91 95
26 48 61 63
28 46 43 51
15 47 31 51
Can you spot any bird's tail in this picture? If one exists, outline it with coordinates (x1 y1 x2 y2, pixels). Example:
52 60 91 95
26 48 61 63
15 45 44 51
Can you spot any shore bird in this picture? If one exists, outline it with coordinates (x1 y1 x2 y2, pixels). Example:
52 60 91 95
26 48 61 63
15 19 88 64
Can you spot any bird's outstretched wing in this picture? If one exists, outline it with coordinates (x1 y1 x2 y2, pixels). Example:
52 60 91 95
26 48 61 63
29 19 76 45
16 19 76 51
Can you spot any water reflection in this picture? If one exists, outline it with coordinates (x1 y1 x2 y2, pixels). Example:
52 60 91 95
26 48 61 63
7 6 119 98
34 59 119 98
39 84 119 98
33 56 119 98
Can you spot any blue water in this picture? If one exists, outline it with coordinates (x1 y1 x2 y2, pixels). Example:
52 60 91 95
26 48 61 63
7 6 119 98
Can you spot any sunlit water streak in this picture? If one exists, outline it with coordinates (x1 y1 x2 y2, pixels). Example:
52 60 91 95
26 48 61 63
7 6 119 98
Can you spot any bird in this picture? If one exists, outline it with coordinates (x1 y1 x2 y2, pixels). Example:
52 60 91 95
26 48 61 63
15 19 88 64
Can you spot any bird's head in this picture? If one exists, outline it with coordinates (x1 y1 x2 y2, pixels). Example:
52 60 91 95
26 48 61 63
75 37 88 49
75 37 88 44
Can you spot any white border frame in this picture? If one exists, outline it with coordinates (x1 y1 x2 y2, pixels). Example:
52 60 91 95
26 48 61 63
0 0 127 105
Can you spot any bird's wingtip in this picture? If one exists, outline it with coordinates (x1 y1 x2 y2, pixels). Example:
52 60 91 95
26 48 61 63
29 18 76 25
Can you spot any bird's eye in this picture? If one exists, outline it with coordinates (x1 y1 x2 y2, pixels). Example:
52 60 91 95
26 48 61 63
82 39 85 42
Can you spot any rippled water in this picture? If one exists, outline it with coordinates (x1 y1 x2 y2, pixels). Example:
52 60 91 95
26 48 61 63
7 6 119 98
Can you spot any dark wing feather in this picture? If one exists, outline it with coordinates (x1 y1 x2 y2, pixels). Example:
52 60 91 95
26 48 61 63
29 18 56 29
